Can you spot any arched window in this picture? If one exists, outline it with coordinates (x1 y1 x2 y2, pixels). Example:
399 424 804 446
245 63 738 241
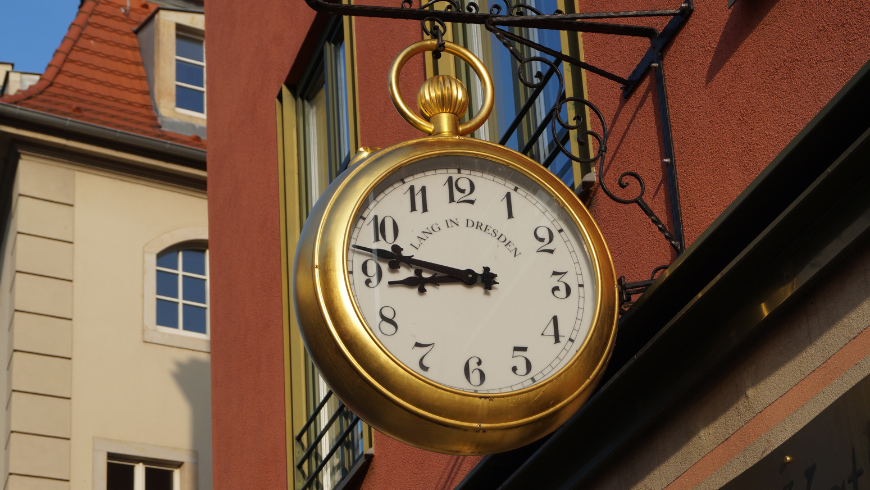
156 247 209 335
143 227 209 352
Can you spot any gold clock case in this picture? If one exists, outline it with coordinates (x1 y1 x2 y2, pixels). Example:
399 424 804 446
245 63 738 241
293 135 619 455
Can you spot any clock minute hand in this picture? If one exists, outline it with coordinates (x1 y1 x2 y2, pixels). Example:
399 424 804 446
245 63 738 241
351 244 496 288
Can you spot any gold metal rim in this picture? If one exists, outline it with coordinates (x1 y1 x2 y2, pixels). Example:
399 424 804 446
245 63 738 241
294 136 618 453
388 40 494 136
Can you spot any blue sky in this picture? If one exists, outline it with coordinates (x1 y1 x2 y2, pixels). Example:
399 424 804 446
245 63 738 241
0 1 81 74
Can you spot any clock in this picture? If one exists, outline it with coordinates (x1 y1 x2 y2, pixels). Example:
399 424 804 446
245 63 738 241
293 40 618 454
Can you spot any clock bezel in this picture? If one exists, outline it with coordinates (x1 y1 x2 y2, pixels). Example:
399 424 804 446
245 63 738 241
294 135 618 454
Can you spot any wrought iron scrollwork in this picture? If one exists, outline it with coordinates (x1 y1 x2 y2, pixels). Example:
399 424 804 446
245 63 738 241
303 0 693 305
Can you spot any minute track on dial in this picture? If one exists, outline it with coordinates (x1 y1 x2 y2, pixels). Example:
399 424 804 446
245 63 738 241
351 244 499 290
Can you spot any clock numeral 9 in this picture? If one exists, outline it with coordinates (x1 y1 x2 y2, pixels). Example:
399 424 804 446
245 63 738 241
444 176 476 205
551 271 572 299
464 356 485 387
361 259 382 288
378 306 398 336
511 346 531 376
534 226 555 254
412 342 435 372
541 315 561 344
404 185 428 213
369 215 399 244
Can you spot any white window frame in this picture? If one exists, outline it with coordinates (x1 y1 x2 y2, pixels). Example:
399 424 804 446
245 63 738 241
94 438 197 490
107 459 181 490
174 32 206 117
155 249 210 337
143 227 209 352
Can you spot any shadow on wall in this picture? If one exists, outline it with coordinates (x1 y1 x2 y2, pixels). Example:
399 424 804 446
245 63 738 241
706 0 784 84
173 358 213 489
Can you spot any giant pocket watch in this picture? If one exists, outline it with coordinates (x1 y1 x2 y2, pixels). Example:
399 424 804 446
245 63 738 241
294 40 618 455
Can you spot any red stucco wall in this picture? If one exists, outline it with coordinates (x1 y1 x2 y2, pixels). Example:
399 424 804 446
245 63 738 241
207 0 870 488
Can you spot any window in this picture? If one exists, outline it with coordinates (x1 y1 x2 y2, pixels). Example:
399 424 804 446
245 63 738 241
429 0 595 192
143 228 209 352
156 248 208 336
175 34 205 114
107 460 177 490
277 14 372 490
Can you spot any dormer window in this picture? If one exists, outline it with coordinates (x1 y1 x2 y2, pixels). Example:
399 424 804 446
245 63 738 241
175 34 205 114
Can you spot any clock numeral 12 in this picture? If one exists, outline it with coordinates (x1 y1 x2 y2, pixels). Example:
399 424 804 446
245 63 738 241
378 306 398 336
412 342 435 372
511 346 531 376
541 315 561 344
502 192 514 219
464 356 485 387
444 176 476 204
369 215 399 244
404 185 428 213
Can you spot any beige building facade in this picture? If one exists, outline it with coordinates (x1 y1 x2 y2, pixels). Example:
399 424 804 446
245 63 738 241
0 0 211 489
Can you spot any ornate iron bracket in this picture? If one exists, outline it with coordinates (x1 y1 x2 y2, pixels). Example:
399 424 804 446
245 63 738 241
304 0 693 306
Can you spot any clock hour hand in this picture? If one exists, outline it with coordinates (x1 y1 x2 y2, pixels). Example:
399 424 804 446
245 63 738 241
351 244 498 289
388 269 464 293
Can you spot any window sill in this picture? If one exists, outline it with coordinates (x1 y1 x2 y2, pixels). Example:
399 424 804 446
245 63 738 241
144 328 210 353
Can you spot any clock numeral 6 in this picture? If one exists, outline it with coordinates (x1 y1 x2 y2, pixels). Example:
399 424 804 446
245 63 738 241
511 346 532 376
361 259 382 288
378 306 398 336
464 356 485 387
412 342 435 372
551 271 572 299
444 176 476 205
369 215 399 244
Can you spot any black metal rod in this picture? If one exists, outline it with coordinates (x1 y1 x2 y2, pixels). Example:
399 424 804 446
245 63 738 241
299 415 362 490
295 390 333 442
296 402 346 470
520 91 565 156
499 62 560 146
652 54 685 253
490 17 658 39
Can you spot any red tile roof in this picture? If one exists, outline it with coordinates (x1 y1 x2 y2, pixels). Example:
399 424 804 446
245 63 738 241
0 0 205 150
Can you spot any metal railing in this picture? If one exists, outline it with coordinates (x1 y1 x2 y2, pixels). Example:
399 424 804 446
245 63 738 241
295 389 364 490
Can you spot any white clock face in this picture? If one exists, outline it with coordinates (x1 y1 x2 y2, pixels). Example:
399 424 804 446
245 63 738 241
347 155 597 394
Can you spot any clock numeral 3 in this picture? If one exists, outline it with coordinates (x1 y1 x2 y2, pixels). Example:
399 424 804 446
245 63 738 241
369 215 399 244
404 185 428 213
412 342 435 372
511 346 532 376
534 226 555 254
378 306 398 336
551 271 572 299
502 192 515 219
445 176 476 205
464 356 485 387
541 315 561 344
361 259 382 288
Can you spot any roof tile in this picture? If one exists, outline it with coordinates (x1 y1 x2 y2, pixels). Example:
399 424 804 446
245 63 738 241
0 0 206 150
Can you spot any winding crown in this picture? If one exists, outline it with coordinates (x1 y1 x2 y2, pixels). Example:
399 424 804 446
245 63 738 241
417 75 469 121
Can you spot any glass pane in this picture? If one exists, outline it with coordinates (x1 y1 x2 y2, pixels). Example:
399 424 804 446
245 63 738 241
157 250 177 270
145 467 174 490
176 35 203 62
182 276 206 304
176 85 204 113
176 60 204 87
183 304 207 334
107 461 135 490
182 250 206 275
157 299 179 329
157 271 179 298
